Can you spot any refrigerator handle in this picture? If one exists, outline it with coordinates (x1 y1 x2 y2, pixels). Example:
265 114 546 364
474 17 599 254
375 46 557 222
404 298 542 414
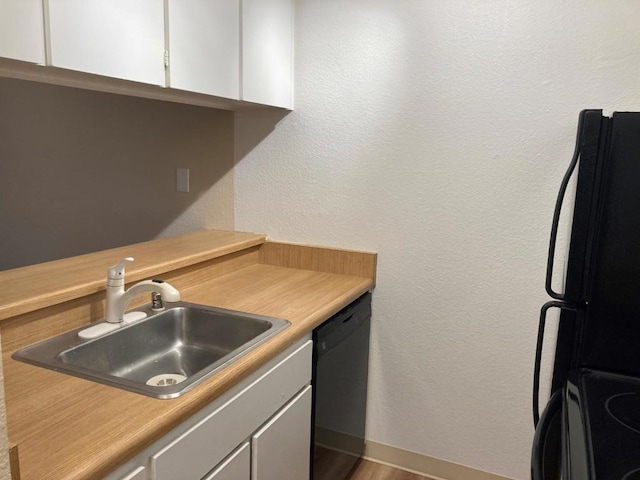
545 111 587 300
533 301 576 427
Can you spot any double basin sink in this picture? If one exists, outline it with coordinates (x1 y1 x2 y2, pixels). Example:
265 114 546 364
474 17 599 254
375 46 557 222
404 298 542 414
13 302 290 399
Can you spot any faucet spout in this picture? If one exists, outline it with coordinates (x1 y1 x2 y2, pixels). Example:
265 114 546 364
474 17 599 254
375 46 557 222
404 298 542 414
121 280 181 309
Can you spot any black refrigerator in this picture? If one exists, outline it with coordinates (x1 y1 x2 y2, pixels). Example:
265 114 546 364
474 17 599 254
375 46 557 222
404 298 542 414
532 110 640 479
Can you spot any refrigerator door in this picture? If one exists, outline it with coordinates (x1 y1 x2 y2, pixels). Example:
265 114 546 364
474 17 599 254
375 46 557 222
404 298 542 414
536 110 640 480
543 110 610 394
578 112 640 376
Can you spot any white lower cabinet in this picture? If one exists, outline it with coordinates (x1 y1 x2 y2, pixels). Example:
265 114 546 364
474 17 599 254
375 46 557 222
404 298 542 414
119 466 146 480
106 336 312 480
203 442 250 480
251 386 312 480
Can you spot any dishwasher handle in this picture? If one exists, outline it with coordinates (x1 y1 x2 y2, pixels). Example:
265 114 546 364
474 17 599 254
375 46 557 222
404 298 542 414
315 293 371 359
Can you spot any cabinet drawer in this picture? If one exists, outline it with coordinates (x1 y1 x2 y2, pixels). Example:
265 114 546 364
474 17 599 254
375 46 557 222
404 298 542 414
118 466 145 480
203 442 249 480
152 340 312 480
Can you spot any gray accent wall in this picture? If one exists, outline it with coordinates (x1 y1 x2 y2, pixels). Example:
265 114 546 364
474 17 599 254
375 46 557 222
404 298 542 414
0 77 234 271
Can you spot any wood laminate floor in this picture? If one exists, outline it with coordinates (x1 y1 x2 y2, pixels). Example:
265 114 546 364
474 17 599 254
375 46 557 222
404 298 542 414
349 459 436 480
315 446 435 480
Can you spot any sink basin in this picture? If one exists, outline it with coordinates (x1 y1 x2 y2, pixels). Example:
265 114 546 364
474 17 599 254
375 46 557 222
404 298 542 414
12 302 290 399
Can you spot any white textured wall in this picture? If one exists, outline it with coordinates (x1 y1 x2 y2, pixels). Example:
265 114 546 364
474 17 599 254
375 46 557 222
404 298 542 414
234 1 640 478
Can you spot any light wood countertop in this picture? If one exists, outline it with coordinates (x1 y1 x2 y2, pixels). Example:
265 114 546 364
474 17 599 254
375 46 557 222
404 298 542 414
0 230 376 480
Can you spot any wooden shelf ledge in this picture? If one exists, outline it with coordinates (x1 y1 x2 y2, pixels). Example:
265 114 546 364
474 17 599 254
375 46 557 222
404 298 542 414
0 230 266 322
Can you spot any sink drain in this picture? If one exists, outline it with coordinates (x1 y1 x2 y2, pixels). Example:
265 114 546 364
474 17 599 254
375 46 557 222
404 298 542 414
146 373 187 387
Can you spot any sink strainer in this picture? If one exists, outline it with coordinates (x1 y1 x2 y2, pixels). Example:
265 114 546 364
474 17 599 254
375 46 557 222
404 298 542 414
146 373 187 387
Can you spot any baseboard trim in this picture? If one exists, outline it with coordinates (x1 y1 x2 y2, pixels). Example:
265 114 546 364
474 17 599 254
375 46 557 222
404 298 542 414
363 440 514 480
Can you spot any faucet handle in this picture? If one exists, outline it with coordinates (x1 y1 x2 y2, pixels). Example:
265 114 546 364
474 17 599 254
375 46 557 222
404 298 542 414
107 257 134 287
151 292 164 311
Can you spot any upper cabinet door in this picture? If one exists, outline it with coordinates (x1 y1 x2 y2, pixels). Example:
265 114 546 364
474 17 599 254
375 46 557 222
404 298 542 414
167 0 240 99
47 0 165 86
0 0 46 64
242 0 293 109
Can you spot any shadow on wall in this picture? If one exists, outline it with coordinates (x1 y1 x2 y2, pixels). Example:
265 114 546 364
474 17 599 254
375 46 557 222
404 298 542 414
0 77 236 271
234 107 289 165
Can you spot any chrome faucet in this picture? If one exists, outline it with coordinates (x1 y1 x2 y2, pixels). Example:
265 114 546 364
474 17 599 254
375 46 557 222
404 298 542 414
105 257 181 323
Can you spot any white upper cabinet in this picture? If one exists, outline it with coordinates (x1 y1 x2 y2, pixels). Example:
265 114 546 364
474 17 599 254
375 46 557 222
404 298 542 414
0 0 293 108
242 0 293 109
0 0 45 64
167 0 240 99
47 0 166 86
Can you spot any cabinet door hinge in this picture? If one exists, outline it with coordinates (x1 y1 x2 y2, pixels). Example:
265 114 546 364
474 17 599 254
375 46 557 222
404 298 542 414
164 50 170 69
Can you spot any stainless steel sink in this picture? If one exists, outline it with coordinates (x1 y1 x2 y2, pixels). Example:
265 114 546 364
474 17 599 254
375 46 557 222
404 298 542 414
12 302 290 399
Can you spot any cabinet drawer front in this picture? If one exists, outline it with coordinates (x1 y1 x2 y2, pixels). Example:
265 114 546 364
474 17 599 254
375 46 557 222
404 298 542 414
152 340 312 480
119 466 145 480
203 442 250 480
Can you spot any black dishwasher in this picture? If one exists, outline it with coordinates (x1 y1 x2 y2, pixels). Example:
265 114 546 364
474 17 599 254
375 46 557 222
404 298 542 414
311 292 371 480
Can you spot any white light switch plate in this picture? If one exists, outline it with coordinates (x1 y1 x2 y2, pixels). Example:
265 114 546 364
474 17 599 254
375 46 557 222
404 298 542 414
177 168 190 193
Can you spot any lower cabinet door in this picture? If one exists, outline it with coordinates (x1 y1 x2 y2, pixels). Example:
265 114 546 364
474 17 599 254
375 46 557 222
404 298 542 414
251 386 312 480
203 442 250 480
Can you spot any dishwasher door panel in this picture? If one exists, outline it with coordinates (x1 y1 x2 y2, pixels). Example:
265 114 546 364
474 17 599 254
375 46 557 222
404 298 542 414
312 293 371 480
